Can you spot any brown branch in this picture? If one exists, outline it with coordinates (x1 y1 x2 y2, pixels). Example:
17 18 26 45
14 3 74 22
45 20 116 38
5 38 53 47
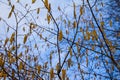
86 0 120 71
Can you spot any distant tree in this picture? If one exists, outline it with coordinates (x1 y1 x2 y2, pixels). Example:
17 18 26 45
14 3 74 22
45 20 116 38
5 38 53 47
106 0 120 20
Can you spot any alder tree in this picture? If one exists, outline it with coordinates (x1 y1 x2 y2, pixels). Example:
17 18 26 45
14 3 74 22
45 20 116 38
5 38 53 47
0 0 120 80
